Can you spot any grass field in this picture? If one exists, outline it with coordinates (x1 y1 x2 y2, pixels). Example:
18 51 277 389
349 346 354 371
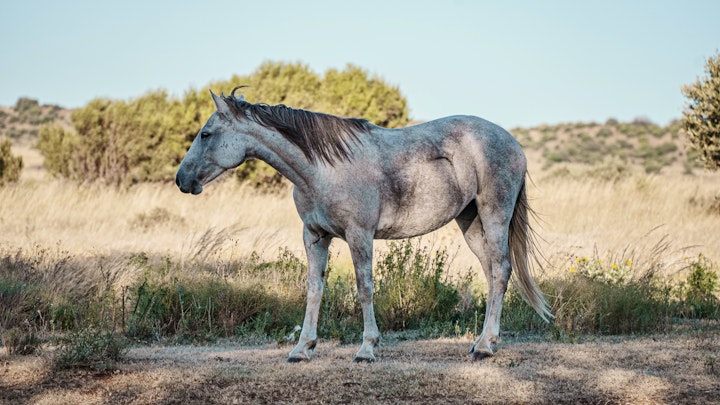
2 142 720 403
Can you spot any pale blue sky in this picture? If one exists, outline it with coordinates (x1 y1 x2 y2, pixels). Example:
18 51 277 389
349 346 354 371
1 0 718 128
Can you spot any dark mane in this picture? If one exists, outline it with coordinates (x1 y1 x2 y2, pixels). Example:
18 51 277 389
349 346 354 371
222 91 371 165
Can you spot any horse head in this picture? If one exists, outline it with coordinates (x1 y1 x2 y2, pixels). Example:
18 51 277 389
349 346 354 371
175 89 248 194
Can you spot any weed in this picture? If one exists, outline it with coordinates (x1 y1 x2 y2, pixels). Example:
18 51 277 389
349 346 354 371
319 271 362 343
373 239 481 334
54 327 128 370
705 355 718 376
1 326 41 355
124 250 307 342
677 254 719 319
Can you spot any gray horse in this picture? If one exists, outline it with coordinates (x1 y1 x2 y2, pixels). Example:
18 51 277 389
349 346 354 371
176 87 551 362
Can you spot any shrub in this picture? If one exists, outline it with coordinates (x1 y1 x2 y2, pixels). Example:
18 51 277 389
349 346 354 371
124 249 307 342
1 327 41 355
678 254 719 318
0 139 23 186
37 93 203 186
234 160 286 190
54 327 128 370
539 255 674 335
682 52 720 170
319 271 362 343
372 240 479 332
0 277 34 333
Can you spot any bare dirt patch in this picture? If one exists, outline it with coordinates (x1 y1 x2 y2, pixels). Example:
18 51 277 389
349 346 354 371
2 331 718 404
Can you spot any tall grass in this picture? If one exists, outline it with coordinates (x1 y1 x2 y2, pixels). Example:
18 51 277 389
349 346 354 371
2 236 718 357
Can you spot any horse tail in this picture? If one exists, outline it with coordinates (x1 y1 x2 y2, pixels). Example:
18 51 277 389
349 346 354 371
509 179 553 321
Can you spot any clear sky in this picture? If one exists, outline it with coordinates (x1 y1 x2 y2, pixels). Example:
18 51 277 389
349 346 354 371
1 0 718 128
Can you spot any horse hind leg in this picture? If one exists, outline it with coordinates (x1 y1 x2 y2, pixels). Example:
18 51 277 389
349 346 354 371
457 200 513 360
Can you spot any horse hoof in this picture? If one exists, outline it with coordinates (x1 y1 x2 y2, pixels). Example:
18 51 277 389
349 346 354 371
471 350 493 361
352 356 376 363
286 356 309 364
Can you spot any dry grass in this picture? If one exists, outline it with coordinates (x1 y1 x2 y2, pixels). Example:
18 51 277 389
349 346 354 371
2 330 719 404
531 171 720 276
2 151 719 279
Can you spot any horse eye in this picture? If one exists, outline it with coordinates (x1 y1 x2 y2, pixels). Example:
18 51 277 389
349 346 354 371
200 131 211 139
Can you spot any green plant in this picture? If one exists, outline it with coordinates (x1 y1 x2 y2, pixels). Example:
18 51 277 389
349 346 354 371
678 254 719 318
124 249 308 342
1 326 41 355
319 271 362 343
234 159 286 190
571 256 632 285
372 240 478 332
0 139 23 186
682 52 720 170
54 327 128 370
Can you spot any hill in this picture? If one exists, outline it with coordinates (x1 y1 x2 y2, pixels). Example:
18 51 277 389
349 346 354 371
0 98 71 142
512 118 701 177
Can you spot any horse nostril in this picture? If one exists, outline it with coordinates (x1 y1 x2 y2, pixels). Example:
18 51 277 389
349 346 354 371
175 175 181 187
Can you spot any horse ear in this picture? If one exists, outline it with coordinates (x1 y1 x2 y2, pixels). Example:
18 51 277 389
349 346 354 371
210 90 232 116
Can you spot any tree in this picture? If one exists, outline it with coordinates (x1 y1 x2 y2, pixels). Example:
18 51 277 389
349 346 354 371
0 139 23 186
682 52 720 170
38 92 205 186
318 64 408 128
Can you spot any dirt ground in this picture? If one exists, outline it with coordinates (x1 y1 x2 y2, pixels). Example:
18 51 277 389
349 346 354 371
2 331 719 404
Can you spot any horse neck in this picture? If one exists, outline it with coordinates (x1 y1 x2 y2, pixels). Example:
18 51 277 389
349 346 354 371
245 125 317 191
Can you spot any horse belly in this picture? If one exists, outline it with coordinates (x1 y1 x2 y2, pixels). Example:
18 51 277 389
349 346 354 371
374 165 471 239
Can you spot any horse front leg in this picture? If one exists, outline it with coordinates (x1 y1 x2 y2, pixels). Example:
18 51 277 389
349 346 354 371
287 229 331 362
347 230 380 362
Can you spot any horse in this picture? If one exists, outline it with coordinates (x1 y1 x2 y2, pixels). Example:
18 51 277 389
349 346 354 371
175 86 552 362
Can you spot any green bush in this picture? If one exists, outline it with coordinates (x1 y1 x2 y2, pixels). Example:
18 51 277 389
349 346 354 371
1 326 41 355
682 52 720 170
234 160 285 190
0 277 34 333
678 254 719 318
37 92 204 186
0 139 23 186
319 271 362 343
373 240 480 332
54 327 128 370
124 249 307 342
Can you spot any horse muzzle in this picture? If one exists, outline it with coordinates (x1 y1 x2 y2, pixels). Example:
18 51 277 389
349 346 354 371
175 172 203 195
